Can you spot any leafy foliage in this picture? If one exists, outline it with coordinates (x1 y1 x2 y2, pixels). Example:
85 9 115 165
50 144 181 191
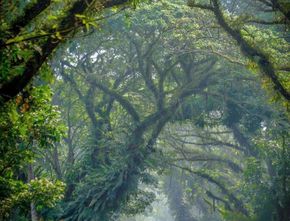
0 0 289 221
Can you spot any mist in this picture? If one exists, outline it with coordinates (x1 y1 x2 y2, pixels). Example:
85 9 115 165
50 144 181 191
1 0 289 221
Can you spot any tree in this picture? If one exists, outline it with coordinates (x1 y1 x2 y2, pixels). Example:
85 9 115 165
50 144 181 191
0 84 65 220
159 58 290 220
1 0 289 220
47 2 223 219
188 0 290 102
0 0 131 102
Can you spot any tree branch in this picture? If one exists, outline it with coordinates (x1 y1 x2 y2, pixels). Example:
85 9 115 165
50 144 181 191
0 0 130 102
9 0 52 37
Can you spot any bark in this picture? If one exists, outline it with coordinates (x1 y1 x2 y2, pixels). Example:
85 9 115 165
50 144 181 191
8 0 52 37
52 145 62 179
212 0 289 101
0 0 129 102
90 79 140 123
188 0 290 101
229 123 258 157
206 190 232 211
28 164 39 221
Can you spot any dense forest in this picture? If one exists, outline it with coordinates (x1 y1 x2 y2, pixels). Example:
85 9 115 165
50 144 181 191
0 0 289 220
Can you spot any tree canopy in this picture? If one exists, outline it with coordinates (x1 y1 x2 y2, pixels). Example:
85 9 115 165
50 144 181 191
0 0 289 221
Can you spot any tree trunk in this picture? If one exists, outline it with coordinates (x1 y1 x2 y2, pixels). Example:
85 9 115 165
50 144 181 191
28 164 39 221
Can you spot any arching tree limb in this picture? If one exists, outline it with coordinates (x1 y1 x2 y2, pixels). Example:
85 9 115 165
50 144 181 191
212 0 289 100
188 0 290 101
0 0 130 103
171 164 249 216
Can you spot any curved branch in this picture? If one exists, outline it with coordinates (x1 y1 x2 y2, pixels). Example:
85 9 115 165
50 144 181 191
210 0 290 101
0 0 130 102
188 0 290 101
206 190 232 211
171 164 249 216
173 155 243 173
90 80 140 123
